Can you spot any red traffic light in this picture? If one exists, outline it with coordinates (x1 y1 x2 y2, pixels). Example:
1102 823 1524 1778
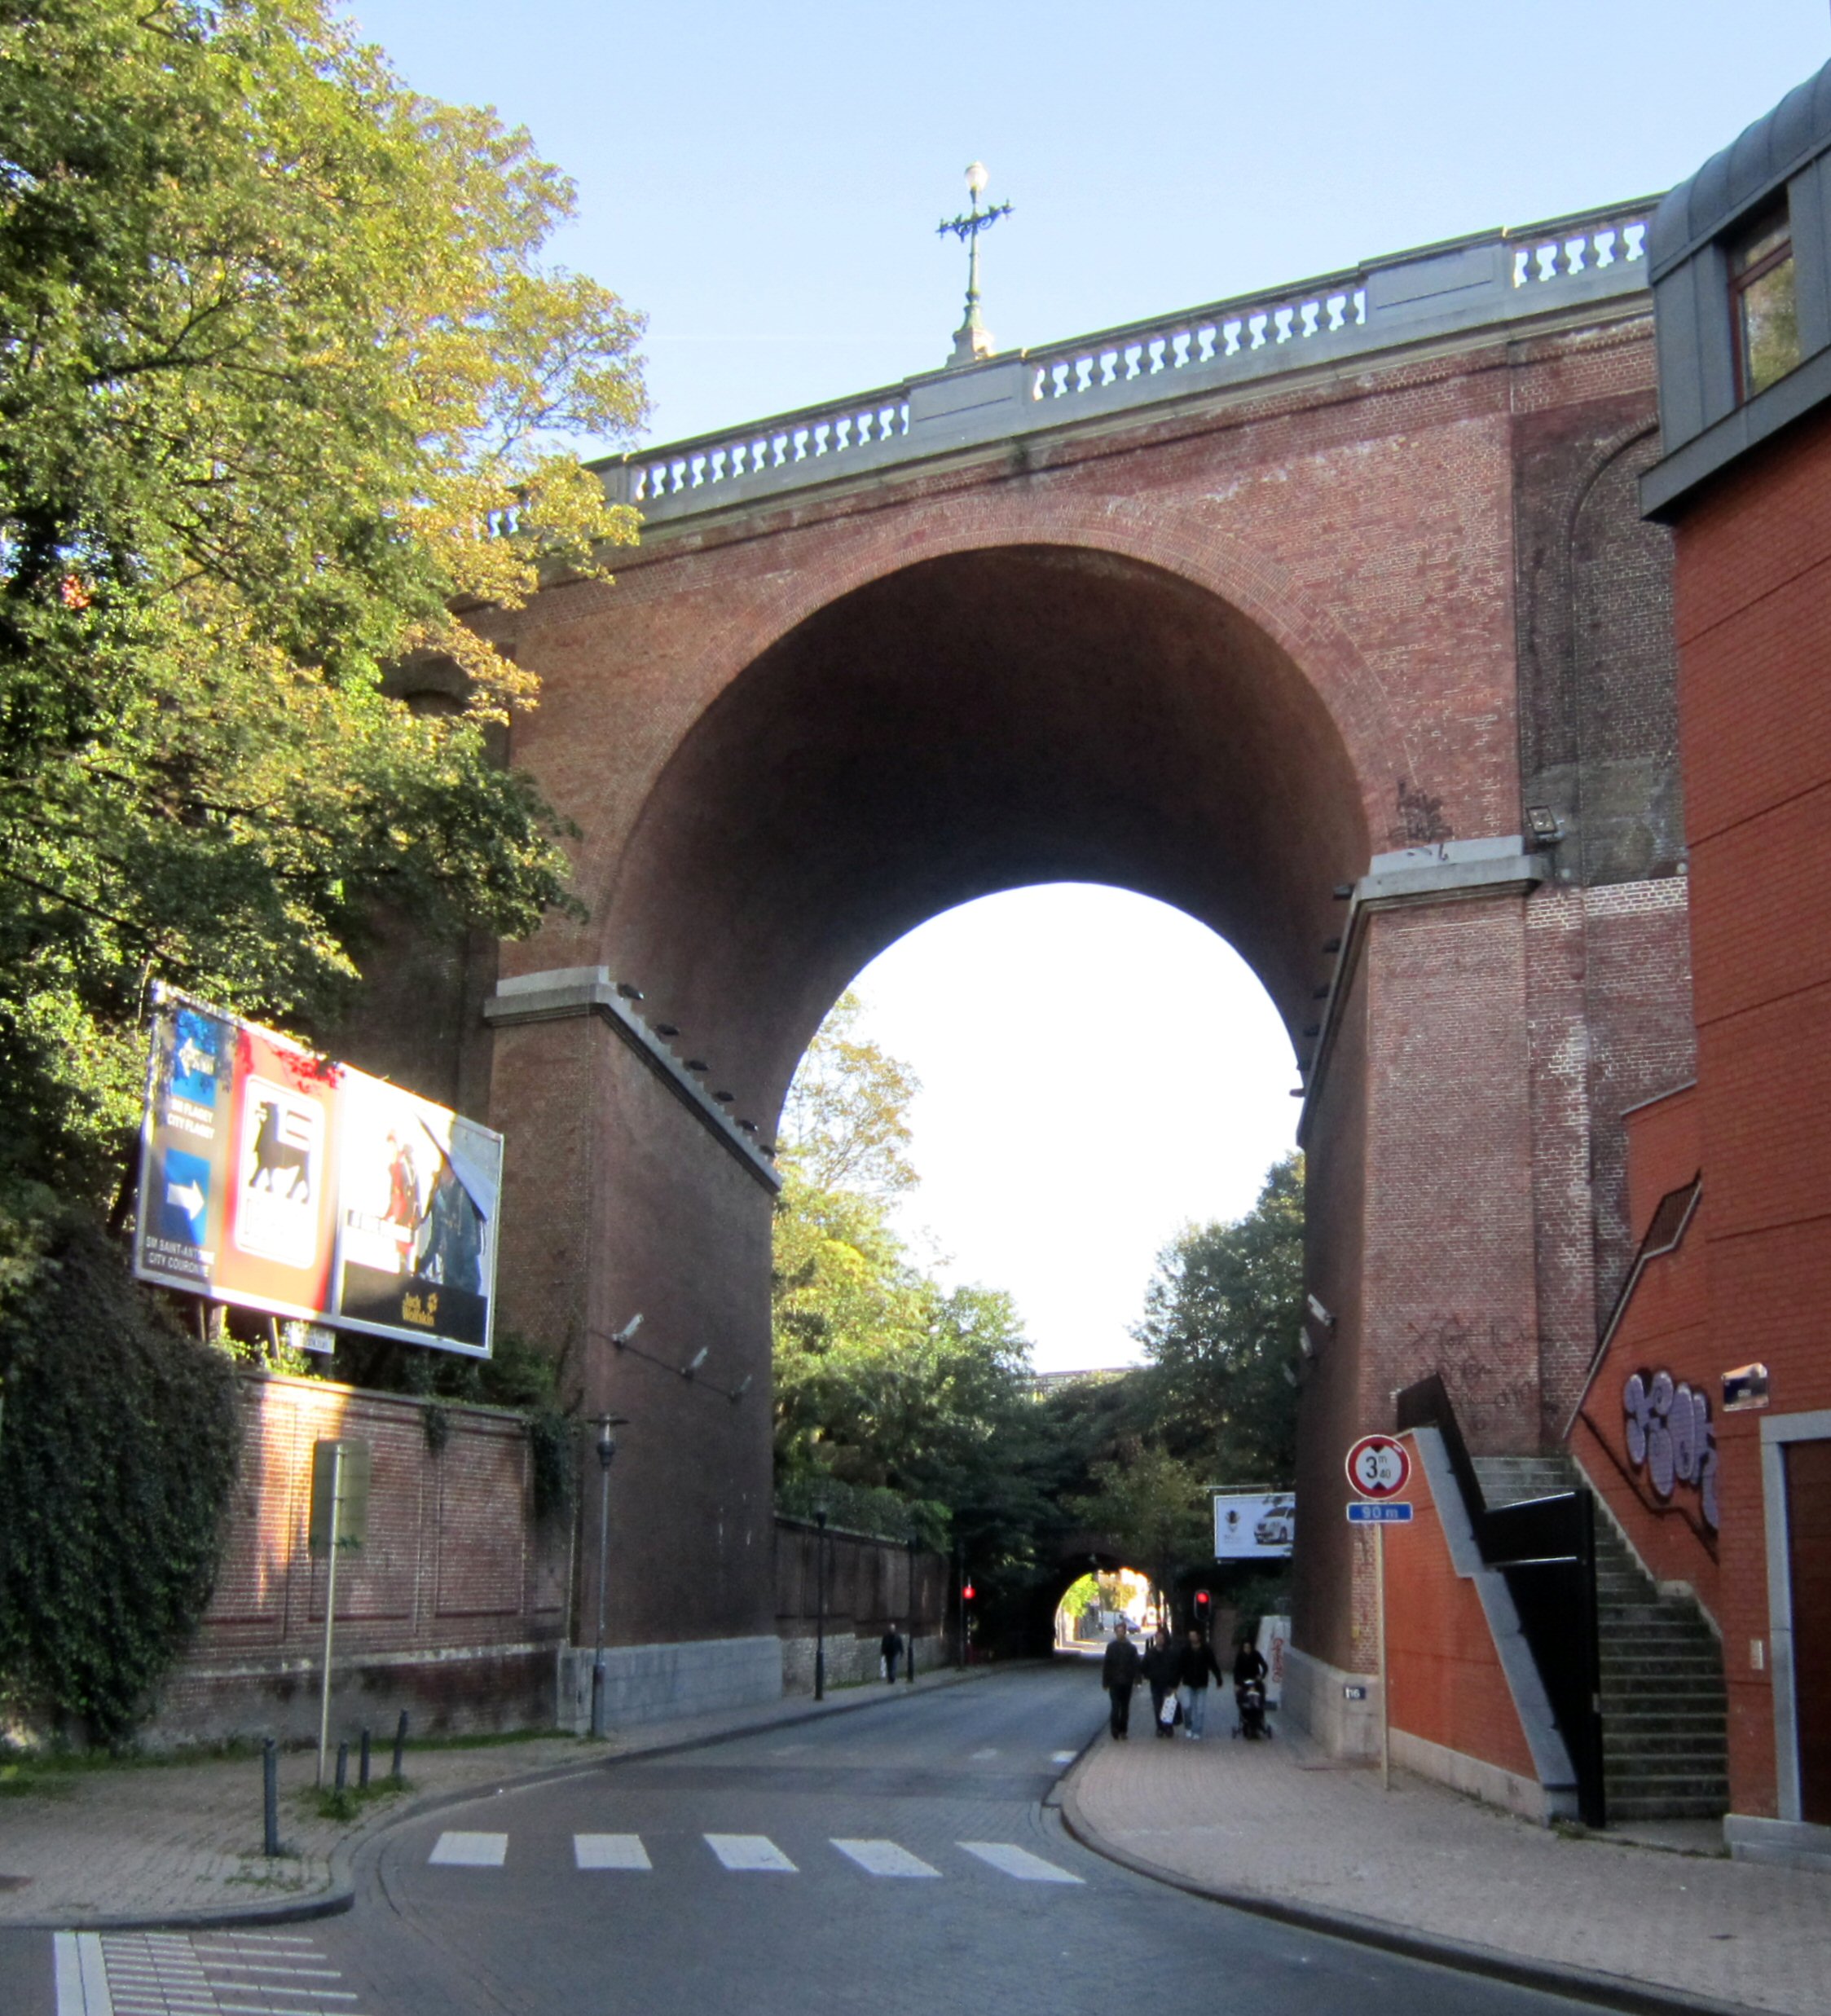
962 1581 975 1601
1194 1590 1212 1610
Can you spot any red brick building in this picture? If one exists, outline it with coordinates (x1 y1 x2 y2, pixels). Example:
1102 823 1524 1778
1597 60 1831 1869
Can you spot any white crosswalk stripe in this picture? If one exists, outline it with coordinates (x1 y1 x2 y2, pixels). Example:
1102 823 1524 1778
429 1830 508 1866
58 1930 372 2016
957 1840 1085 1884
1050 1750 1078 1763
574 1833 652 1869
830 1838 941 1877
705 1832 797 1871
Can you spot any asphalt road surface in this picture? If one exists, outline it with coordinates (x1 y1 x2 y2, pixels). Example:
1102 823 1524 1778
20 1663 1615 2016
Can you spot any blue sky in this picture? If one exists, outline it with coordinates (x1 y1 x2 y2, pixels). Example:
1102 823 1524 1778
350 1 1827 1368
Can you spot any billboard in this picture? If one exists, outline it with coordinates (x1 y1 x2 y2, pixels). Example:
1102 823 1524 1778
1213 1490 1295 1560
134 988 501 1357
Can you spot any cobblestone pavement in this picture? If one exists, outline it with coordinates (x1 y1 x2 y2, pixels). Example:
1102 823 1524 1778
1063 1718 1829 2016
0 1666 983 1930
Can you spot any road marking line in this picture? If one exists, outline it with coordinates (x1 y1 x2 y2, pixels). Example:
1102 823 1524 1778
830 1838 941 1877
55 1939 113 2016
957 1841 1085 1884
1050 1750 1077 1763
969 1747 999 1759
429 1830 508 1866
705 1832 797 1872
574 1833 652 1869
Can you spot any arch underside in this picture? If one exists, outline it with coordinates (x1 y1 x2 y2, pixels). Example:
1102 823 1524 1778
602 544 1371 1124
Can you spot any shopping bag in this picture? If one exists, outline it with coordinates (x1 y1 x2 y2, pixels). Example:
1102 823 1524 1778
1159 1693 1178 1727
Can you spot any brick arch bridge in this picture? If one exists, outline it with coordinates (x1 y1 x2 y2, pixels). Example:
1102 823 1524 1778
358 199 1694 1736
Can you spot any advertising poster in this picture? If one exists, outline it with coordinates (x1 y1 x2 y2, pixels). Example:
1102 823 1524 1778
134 988 500 1357
1212 1490 1296 1560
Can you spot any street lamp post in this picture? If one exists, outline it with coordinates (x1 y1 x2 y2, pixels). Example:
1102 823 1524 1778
813 1508 830 1701
590 1414 625 1739
956 1538 966 1669
906 1531 918 1684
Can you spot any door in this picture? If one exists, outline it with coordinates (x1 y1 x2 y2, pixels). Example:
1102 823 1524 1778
1785 1437 1831 1823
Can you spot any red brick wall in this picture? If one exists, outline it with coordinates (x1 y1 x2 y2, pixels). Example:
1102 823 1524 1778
1669 400 1831 1818
1385 1432 1537 1781
152 1372 570 1743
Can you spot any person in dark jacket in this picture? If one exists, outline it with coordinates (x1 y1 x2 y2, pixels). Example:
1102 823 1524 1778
1101 1619 1142 1738
1232 1632 1270 1736
1141 1626 1179 1738
1177 1626 1225 1739
880 1622 904 1683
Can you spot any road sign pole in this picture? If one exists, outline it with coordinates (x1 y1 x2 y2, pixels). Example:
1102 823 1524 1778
1376 1520 1389 1793
315 1442 343 1789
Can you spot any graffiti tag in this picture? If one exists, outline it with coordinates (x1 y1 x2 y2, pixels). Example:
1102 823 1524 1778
1623 1369 1719 1530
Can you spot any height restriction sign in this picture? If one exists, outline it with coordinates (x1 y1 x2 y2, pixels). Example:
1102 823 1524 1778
1345 1434 1411 1499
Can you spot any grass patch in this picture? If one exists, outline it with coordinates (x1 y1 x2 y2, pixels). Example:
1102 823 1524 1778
302 1776 412 1825
0 1736 265 1791
391 1726 574 1753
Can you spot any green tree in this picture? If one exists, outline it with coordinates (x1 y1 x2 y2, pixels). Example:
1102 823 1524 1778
1067 1440 1211 1622
0 0 645 1227
778 991 919 1196
1133 1154 1305 1486
771 995 1051 1574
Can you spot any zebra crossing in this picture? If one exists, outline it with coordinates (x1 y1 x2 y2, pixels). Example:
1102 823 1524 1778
425 1829 1084 1885
55 1929 368 2016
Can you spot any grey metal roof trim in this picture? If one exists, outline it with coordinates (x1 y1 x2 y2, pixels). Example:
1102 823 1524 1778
1650 58 1831 279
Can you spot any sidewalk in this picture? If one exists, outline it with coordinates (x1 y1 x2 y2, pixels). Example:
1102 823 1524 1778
0 1663 984 1931
1060 1715 1828 2016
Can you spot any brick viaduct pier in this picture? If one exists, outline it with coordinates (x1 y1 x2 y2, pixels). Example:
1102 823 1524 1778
363 199 1694 1734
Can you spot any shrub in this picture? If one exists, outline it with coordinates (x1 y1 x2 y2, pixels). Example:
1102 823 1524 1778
0 1220 240 1743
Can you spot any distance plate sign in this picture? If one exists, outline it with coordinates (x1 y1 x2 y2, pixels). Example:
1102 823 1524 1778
1345 1434 1411 1499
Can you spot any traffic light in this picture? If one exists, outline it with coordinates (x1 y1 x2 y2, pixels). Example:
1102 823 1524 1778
1194 1589 1212 1627
962 1580 975 1602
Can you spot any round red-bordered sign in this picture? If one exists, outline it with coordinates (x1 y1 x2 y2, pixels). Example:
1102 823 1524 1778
1345 1434 1411 1499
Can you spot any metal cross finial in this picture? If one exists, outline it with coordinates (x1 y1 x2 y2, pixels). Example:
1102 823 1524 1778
937 161 1014 368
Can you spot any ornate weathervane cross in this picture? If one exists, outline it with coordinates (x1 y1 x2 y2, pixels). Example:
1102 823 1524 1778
938 161 1014 368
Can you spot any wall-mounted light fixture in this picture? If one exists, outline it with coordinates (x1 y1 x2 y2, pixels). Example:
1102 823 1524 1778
681 1347 709 1380
611 1314 644 1349
615 981 643 1001
1306 1292 1336 1332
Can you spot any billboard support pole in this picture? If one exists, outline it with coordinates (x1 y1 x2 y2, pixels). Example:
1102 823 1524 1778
315 1442 344 1789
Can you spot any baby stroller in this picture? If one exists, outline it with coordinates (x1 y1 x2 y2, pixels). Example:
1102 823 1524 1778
1232 1676 1271 1740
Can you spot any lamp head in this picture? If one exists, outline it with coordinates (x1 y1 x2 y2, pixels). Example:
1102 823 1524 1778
965 160 988 199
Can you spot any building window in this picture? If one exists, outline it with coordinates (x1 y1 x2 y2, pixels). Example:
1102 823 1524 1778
1730 205 1801 400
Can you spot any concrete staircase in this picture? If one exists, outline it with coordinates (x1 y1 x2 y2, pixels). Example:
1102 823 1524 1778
1472 1455 1728 1825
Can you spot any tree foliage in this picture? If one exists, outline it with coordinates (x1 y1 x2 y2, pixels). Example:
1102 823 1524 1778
1133 1154 1305 1486
0 1220 240 1741
772 996 1050 1568
777 991 918 1197
1067 1441 1212 1617
0 0 646 1217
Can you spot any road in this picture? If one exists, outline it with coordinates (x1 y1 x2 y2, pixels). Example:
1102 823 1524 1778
18 1664 1609 2015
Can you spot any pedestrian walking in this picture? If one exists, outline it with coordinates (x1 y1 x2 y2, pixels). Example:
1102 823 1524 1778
1101 1618 1141 1739
1142 1626 1179 1738
1177 1625 1224 1739
880 1622 904 1684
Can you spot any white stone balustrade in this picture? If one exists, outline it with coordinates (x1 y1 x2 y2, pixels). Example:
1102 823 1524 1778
488 200 1654 535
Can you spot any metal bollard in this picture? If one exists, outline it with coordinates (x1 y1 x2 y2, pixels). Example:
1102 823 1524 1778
392 1709 408 1782
334 1740 348 1794
359 1727 371 1790
262 1737 280 1857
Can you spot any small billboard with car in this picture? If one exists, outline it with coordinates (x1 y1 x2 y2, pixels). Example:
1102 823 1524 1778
1212 1490 1296 1560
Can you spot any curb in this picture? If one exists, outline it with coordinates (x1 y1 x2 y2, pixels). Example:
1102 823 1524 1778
11 1660 1006 1934
1054 1759 1772 2016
